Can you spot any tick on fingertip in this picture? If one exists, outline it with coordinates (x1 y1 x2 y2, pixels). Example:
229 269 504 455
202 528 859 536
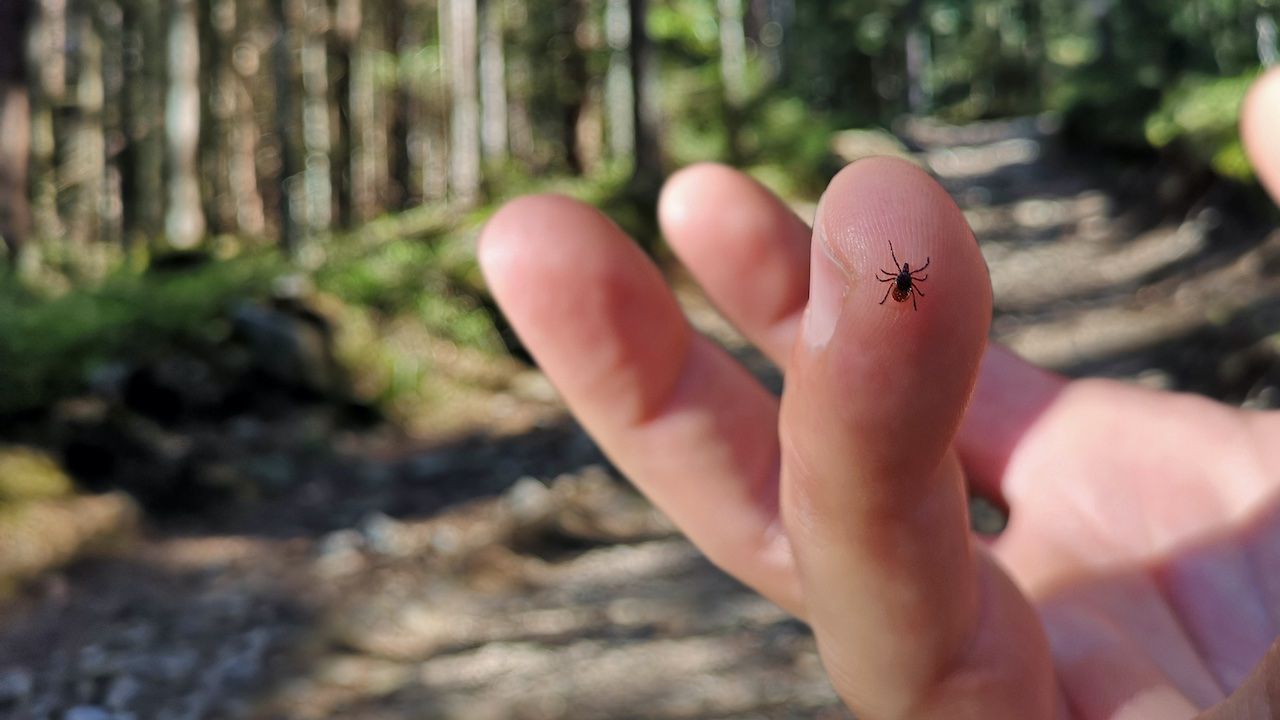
876 240 930 311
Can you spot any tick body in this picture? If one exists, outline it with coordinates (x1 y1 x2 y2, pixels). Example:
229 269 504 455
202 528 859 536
876 240 930 311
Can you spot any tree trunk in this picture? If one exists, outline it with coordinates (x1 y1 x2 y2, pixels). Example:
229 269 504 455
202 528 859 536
505 23 535 169
718 0 746 162
629 0 661 190
752 0 789 82
119 0 166 248
29 0 68 258
1261 14 1279 67
558 0 589 175
224 0 266 238
66 8 107 270
97 1 125 251
166 0 207 249
442 0 480 207
604 0 633 163
0 0 35 266
397 0 432 207
478 0 507 163
330 0 360 228
270 0 303 252
347 0 381 220
718 0 747 108
903 0 929 115
299 0 332 233
202 0 234 236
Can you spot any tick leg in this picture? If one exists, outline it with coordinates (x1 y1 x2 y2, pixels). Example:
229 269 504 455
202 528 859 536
877 276 895 283
888 240 901 270
911 290 918 311
910 273 928 282
915 257 931 273
913 285 926 297
879 285 893 305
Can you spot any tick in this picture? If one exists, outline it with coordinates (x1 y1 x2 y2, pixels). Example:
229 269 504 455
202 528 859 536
876 240 930 311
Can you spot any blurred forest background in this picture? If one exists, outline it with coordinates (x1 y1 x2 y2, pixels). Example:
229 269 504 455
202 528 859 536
0 0 1276 414
1 1 1280 718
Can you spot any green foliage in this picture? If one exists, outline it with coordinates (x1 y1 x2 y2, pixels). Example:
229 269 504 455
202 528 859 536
315 226 503 354
0 257 280 414
738 97 842 198
651 0 721 57
1145 72 1259 181
741 0 1271 184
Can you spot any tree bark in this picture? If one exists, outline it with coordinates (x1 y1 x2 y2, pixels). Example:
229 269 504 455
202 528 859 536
629 0 661 190
66 8 107 268
119 0 166 247
478 0 507 163
752 0 789 82
330 0 360 228
299 0 331 233
97 1 125 250
29 0 67 261
557 0 589 175
604 0 634 163
225 0 266 238
0 0 35 265
903 0 930 115
505 9 535 170
166 0 207 249
718 0 747 162
346 0 381 220
718 0 747 108
442 0 481 206
270 0 303 252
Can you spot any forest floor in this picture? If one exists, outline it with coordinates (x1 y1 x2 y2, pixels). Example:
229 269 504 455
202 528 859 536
3 117 1280 720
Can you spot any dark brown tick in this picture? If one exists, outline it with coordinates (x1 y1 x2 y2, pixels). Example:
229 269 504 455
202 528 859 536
876 240 930 311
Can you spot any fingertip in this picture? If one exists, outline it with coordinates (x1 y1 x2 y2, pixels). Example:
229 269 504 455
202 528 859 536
478 193 593 281
657 162 814 363
1243 67 1280 203
802 156 991 477
657 162 733 230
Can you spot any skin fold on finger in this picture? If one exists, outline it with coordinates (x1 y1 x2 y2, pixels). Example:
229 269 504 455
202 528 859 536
1242 66 1280 205
657 161 1068 503
479 195 803 614
780 157 1055 718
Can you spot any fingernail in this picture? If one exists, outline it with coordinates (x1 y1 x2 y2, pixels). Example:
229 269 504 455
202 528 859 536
803 219 847 349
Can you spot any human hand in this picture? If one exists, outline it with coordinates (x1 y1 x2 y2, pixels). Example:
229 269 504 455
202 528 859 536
477 67 1280 719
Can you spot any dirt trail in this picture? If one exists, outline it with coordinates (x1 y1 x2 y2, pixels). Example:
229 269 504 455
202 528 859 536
3 119 1279 720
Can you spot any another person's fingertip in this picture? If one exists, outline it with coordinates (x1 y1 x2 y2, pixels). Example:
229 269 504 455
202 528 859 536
1242 67 1280 200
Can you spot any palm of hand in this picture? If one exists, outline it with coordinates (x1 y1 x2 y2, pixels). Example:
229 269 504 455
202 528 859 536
994 380 1280 717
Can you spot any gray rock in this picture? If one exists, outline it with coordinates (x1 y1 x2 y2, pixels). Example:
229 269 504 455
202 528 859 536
152 648 199 682
505 477 552 524
232 302 339 394
76 645 118 677
63 706 114 720
0 668 33 704
360 513 408 557
105 675 141 711
317 529 366 576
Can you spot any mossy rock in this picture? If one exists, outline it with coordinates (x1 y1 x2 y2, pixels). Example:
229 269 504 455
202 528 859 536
0 447 75 503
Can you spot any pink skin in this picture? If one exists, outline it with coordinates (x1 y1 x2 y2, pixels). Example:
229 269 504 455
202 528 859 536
478 67 1280 719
